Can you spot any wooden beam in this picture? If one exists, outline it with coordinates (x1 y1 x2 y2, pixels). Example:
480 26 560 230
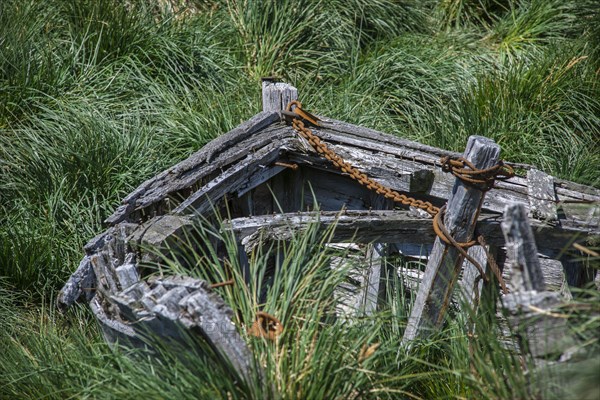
224 210 598 254
402 135 501 342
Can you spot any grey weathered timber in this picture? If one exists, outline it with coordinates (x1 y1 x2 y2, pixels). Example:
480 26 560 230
59 81 600 380
105 112 280 225
527 169 558 222
501 203 545 291
499 203 579 366
173 138 290 214
502 256 569 296
127 214 196 264
110 275 257 382
459 245 490 308
501 291 575 361
58 256 95 309
225 210 599 254
361 243 388 315
103 115 599 230
402 136 501 343
262 80 298 112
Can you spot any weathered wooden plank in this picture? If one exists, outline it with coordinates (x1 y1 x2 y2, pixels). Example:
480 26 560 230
527 169 558 222
105 112 281 225
262 79 298 112
104 115 599 229
403 135 501 343
286 131 598 227
502 256 569 296
58 256 95 309
459 245 489 308
224 210 598 253
319 117 599 205
173 139 290 214
501 203 545 291
128 215 196 262
108 276 257 382
361 243 388 315
308 122 599 222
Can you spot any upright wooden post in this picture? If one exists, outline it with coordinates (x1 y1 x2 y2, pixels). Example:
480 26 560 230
361 243 388 315
501 203 545 291
499 203 577 364
262 78 298 112
459 245 491 308
402 136 500 343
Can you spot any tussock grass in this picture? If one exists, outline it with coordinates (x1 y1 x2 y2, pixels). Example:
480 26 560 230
0 0 599 398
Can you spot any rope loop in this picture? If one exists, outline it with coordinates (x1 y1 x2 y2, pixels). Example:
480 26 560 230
440 156 514 191
248 311 283 341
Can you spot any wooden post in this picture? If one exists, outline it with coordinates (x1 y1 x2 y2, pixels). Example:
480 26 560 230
459 245 490 308
501 203 545 291
499 203 577 364
262 78 298 112
361 243 388 315
402 136 500 343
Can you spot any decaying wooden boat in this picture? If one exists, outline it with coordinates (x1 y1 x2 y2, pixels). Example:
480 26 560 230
59 80 600 380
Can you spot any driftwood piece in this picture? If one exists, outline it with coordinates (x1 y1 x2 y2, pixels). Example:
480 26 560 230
501 203 545 291
262 79 298 112
403 136 501 342
527 169 558 222
109 276 257 382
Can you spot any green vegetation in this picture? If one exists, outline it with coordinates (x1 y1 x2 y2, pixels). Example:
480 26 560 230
0 0 598 398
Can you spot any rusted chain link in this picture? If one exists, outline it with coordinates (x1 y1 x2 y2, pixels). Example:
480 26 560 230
284 101 440 217
248 311 283 340
433 205 487 280
284 100 511 293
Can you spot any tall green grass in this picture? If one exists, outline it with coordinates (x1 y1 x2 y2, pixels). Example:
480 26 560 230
0 0 599 398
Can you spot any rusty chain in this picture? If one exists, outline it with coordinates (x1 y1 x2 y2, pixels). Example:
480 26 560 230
284 100 513 293
284 100 440 217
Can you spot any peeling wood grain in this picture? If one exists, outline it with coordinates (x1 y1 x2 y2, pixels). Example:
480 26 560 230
262 80 298 112
528 169 558 222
